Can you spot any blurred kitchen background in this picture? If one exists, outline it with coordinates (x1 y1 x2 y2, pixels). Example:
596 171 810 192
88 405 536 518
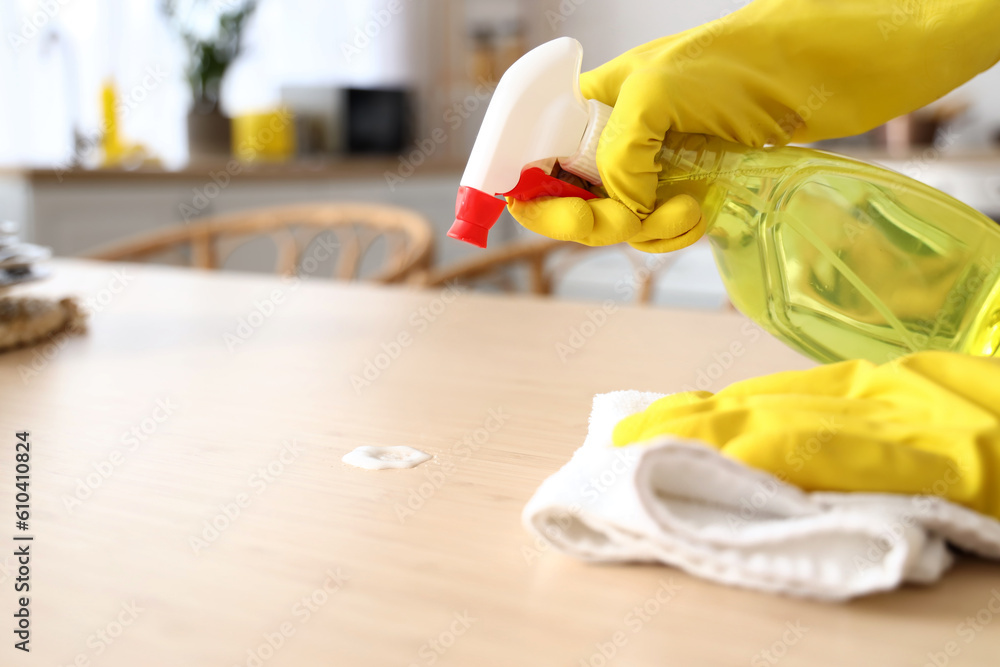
4 0 1000 308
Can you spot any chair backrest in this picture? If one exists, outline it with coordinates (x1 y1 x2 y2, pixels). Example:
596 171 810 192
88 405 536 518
424 238 679 304
84 203 434 284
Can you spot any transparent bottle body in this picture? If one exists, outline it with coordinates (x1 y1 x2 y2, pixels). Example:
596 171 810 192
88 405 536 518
650 133 1000 364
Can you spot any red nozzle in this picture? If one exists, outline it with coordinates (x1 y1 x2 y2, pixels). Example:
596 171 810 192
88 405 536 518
450 170 599 248
449 186 507 248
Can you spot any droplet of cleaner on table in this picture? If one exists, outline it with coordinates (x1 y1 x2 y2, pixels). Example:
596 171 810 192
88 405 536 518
342 445 431 470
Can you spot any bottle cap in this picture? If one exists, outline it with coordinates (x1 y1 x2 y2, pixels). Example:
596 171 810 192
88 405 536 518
451 37 593 248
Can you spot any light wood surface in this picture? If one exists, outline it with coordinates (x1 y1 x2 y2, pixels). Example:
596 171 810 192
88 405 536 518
2 259 999 667
84 203 434 284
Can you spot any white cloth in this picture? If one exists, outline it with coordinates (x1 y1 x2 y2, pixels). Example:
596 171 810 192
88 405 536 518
523 391 1000 601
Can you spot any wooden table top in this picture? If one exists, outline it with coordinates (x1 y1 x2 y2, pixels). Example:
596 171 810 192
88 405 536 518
2 259 999 667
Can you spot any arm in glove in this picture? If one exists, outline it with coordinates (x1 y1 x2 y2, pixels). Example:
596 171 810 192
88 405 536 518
510 0 1000 253
612 352 1000 520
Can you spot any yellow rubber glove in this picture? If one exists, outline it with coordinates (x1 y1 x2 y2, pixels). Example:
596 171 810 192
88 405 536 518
510 0 1000 253
613 352 1000 520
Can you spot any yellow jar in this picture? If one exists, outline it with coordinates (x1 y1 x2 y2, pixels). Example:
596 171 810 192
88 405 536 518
231 109 296 163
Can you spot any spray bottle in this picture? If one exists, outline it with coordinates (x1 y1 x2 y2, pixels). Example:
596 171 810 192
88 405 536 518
449 37 1000 365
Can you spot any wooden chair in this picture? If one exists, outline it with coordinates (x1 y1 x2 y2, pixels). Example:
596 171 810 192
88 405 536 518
84 203 434 284
424 237 680 304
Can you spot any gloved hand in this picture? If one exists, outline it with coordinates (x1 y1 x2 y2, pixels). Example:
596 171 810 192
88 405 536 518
613 352 1000 520
510 0 1000 253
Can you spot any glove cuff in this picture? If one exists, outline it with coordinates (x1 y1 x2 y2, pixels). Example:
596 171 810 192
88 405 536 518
560 99 612 186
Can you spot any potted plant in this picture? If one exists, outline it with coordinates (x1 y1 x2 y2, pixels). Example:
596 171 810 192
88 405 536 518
161 0 258 160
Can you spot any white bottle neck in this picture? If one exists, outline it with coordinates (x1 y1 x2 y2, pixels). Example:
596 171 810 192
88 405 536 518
559 99 613 186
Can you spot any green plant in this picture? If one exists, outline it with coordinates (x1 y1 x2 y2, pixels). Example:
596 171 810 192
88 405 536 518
161 0 258 113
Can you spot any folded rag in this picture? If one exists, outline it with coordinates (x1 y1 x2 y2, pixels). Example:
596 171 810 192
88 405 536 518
613 352 1000 521
523 391 1000 600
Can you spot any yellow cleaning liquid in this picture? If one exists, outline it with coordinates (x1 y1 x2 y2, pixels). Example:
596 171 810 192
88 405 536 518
647 133 1000 364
